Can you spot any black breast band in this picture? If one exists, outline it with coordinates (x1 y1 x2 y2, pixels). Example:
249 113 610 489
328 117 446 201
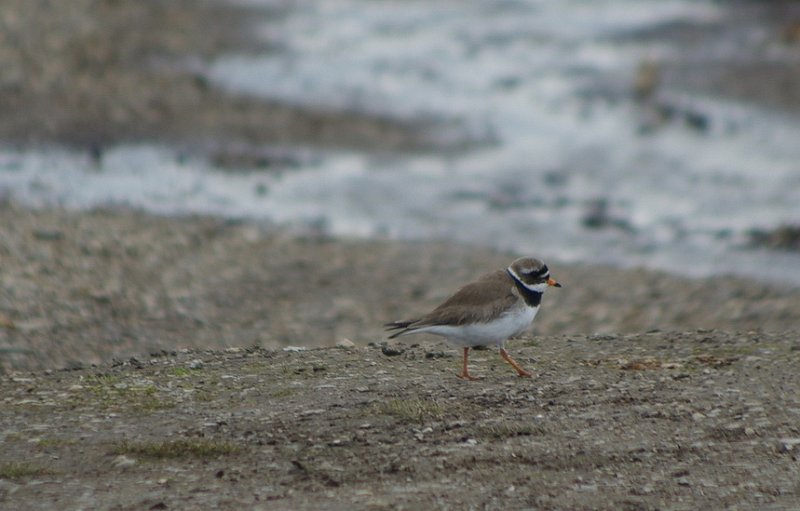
507 269 543 307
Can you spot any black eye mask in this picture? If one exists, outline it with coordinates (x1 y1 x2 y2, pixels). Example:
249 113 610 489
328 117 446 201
523 264 548 278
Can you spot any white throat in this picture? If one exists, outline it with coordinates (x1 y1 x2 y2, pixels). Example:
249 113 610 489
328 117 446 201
526 282 549 293
507 267 548 294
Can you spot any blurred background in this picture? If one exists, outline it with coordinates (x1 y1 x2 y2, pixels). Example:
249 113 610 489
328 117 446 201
2 0 800 372
1 0 800 283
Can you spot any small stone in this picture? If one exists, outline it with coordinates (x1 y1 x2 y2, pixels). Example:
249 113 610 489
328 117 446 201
112 455 136 468
0 479 20 495
381 344 404 357
778 438 800 452
299 409 325 417
336 339 356 348
187 359 203 370
283 346 307 352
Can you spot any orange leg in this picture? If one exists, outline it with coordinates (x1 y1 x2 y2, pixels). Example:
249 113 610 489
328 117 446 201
500 348 533 378
457 347 480 380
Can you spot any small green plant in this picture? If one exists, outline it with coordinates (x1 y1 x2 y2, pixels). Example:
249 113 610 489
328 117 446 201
374 398 445 424
0 462 49 480
78 375 174 412
170 367 192 377
110 439 240 459
268 387 294 399
36 437 77 449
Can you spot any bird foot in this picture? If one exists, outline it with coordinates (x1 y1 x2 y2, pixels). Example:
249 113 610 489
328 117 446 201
457 372 482 381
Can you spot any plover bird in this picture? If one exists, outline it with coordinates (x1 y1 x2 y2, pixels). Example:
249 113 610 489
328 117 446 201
385 257 561 380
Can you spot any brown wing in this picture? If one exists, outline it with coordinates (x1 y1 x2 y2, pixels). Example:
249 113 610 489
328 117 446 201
414 270 518 327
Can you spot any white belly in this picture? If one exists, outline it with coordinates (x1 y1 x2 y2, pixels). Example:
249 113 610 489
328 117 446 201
414 305 539 347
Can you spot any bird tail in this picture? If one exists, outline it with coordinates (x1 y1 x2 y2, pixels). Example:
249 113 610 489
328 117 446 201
383 319 418 339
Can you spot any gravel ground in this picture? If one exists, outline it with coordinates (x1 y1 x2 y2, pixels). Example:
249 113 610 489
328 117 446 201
2 331 800 510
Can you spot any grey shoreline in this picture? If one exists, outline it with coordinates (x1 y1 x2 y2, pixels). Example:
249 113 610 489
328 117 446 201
1 202 799 373
1 0 799 375
0 0 459 153
4 0 800 152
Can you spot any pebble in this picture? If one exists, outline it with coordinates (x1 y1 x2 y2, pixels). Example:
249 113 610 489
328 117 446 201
111 455 137 468
0 480 20 495
336 339 356 348
778 438 800 452
380 344 405 357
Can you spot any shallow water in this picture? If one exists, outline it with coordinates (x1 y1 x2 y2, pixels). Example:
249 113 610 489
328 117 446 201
2 0 799 285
